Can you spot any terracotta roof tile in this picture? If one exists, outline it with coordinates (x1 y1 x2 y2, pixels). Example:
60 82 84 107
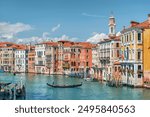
63 43 72 47
135 20 150 28
41 42 58 46
92 44 97 48
128 20 150 29
58 40 72 43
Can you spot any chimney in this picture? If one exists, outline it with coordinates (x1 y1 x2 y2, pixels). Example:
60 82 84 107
148 14 150 24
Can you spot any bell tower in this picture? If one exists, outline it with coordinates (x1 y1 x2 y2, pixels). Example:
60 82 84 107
108 14 116 37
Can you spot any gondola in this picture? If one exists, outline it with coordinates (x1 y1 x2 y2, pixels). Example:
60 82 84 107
47 83 82 88
0 82 11 87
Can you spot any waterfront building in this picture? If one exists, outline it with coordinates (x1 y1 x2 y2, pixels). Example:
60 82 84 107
57 41 93 76
35 43 46 74
70 43 82 75
98 38 121 81
35 42 58 74
61 41 73 75
79 42 93 77
92 44 102 80
98 15 121 81
28 46 35 73
0 42 16 72
14 45 28 73
111 38 121 82
98 39 111 81
120 14 150 86
57 40 73 74
45 42 58 74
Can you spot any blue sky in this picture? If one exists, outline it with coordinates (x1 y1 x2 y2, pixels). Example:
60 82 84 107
0 0 150 43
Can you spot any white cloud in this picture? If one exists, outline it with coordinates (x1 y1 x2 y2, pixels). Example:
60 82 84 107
13 34 78 44
42 32 50 39
82 13 105 18
86 32 108 43
16 36 44 44
0 22 32 39
116 31 121 36
0 33 14 39
51 35 78 42
0 22 79 44
51 24 61 32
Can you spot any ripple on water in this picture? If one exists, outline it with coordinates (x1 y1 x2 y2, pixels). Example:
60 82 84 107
0 73 150 100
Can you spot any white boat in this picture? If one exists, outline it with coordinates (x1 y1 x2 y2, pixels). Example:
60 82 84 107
84 77 93 81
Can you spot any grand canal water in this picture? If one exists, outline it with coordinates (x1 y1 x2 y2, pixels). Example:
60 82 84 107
0 73 150 100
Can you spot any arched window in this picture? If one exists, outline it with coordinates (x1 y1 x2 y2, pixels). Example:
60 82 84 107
126 47 129 60
111 27 113 33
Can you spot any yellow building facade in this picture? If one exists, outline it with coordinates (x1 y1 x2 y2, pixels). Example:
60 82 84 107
143 28 150 84
120 14 150 87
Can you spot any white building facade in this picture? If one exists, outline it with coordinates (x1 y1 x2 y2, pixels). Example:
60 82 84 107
97 15 121 81
15 49 28 73
35 42 58 74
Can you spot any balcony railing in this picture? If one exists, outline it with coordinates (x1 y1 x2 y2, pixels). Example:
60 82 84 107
35 64 45 66
37 55 42 58
63 63 70 68
137 70 143 74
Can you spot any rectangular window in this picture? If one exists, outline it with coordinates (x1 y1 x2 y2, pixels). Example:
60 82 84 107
127 35 129 42
138 33 141 43
117 50 120 57
130 34 132 42
74 62 76 66
112 50 113 57
115 67 117 72
86 56 88 59
71 62 73 66
37 51 43 57
138 74 142 78
116 43 119 47
54 54 56 60
137 51 141 60
86 62 88 66
138 65 141 70
132 32 134 41
38 61 43 65
122 36 124 43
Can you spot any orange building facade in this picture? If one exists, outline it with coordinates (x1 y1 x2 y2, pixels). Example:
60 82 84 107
28 47 35 73
34 40 93 75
